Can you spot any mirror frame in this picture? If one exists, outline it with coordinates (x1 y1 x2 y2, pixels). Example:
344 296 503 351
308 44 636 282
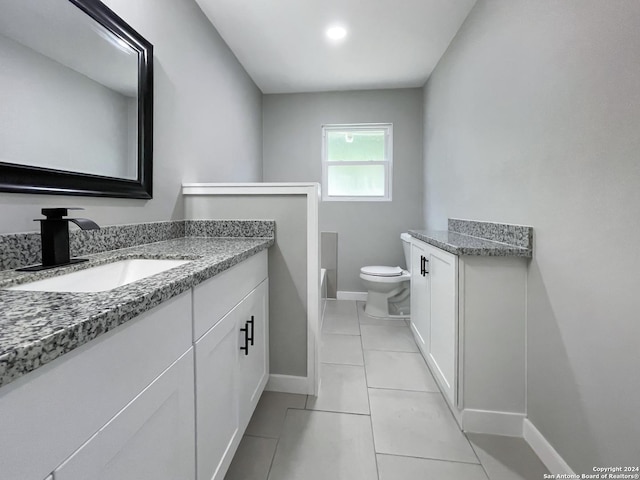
0 0 153 199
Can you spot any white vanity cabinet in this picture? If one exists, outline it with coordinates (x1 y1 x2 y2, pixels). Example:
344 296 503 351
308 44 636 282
54 349 196 480
0 249 270 480
409 236 527 435
193 250 269 480
410 241 458 406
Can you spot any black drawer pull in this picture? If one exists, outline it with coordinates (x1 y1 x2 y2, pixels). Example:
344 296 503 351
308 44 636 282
240 323 249 356
248 316 255 346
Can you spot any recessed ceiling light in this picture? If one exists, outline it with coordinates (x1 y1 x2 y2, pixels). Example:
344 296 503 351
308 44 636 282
326 25 347 41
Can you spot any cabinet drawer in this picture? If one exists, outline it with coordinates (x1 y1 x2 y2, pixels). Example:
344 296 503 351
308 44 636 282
0 291 192 480
193 250 267 340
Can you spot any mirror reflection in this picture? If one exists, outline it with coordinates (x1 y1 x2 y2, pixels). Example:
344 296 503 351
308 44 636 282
0 0 140 180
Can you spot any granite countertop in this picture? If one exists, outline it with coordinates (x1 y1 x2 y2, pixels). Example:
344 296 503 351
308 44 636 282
408 230 532 257
0 236 273 389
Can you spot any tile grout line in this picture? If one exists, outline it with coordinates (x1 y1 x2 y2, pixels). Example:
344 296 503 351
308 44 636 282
464 433 492 478
357 300 381 480
303 407 371 416
367 385 442 394
376 452 491 468
322 334 362 337
363 348 420 353
313 301 367 416
263 426 281 480
263 405 298 480
321 360 365 367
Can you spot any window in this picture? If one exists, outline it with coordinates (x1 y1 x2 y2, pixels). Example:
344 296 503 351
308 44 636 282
321 123 393 201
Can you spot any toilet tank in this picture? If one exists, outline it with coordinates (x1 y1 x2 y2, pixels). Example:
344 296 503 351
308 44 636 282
400 233 412 272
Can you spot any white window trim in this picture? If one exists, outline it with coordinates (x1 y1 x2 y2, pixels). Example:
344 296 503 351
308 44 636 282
321 123 393 202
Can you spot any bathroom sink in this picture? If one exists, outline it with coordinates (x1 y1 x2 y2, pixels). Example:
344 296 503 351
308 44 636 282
8 259 191 293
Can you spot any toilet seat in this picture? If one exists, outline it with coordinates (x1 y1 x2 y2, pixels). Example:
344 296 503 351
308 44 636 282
359 270 411 284
360 265 404 277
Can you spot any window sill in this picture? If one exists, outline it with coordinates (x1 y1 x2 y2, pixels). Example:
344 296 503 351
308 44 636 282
322 196 392 202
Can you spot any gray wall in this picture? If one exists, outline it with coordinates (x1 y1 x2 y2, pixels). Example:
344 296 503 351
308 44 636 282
263 89 424 292
0 0 262 234
423 0 640 470
185 195 308 378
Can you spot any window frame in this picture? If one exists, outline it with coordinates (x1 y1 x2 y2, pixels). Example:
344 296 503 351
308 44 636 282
321 123 393 202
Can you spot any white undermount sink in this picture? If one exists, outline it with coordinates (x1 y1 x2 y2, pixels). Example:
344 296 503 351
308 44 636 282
8 259 191 293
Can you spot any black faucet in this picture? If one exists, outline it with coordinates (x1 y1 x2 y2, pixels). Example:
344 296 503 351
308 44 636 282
17 208 100 272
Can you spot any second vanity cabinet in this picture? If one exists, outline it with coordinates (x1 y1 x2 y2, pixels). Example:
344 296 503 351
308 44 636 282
410 236 527 434
410 241 458 406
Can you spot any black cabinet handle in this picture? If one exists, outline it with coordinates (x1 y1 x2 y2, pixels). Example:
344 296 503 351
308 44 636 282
240 323 249 356
248 315 255 346
420 255 429 277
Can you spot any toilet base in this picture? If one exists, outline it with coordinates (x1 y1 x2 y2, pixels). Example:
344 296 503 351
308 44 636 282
364 287 410 319
364 291 393 318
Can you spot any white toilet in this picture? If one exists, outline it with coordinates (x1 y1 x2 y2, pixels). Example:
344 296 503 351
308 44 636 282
360 233 412 318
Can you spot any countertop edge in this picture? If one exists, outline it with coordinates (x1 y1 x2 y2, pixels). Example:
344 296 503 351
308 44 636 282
408 230 533 258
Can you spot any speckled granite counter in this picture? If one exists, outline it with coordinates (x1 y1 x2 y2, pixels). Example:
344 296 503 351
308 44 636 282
0 236 273 388
408 230 532 257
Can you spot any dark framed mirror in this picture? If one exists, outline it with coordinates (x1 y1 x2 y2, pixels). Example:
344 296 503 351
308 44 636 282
0 0 153 198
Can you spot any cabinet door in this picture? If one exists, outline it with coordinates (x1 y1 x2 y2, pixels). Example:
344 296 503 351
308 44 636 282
0 292 192 480
195 304 242 480
238 279 269 428
55 349 195 480
426 245 458 405
410 242 430 352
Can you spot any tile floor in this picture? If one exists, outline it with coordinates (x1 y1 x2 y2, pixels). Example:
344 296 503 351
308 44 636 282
225 300 549 480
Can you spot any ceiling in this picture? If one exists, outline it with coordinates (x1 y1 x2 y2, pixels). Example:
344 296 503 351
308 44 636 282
195 0 477 94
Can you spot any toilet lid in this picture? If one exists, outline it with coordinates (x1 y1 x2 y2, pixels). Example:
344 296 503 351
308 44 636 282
361 265 404 277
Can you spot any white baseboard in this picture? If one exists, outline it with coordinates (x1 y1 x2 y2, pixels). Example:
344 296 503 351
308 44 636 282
266 374 310 395
461 409 525 437
523 418 575 475
336 291 368 301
